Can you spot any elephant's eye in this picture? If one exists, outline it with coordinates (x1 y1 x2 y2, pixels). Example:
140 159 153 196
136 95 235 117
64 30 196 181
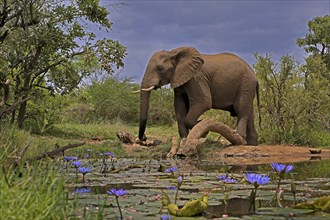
156 65 164 72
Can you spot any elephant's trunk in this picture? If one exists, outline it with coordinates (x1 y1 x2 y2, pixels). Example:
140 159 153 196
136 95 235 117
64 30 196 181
138 60 160 140
139 90 151 140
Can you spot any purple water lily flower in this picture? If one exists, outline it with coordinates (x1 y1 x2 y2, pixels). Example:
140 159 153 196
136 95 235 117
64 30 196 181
107 188 126 197
71 156 78 161
271 163 293 174
107 188 126 218
177 175 183 184
64 156 72 161
104 152 115 157
75 187 92 194
78 167 91 174
161 214 171 220
166 186 177 191
72 161 82 168
246 173 270 213
217 175 227 181
246 173 270 186
165 167 177 173
223 178 237 183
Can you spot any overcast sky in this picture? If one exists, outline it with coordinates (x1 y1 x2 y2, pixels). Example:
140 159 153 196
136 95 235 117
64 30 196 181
98 0 329 82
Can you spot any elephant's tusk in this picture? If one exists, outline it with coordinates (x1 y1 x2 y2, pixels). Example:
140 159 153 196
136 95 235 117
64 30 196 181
141 85 155 92
132 85 156 93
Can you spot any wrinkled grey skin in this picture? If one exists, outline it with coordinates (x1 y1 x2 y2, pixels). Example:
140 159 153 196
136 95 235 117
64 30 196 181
139 47 260 145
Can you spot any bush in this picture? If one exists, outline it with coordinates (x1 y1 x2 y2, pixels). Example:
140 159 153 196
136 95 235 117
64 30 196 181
64 78 176 125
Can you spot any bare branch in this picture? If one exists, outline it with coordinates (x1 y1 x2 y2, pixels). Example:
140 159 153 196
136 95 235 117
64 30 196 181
12 141 31 169
25 142 85 162
0 97 31 118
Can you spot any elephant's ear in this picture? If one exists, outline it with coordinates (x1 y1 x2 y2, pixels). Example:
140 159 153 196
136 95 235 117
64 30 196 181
170 47 204 88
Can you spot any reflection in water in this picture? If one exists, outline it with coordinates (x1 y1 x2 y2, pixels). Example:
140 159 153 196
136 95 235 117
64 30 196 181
206 198 250 218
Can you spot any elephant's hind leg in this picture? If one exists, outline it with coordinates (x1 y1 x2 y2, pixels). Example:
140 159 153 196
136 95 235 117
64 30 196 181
246 111 258 145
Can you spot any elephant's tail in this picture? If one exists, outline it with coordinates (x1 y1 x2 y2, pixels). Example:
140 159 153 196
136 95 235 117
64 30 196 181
256 82 262 129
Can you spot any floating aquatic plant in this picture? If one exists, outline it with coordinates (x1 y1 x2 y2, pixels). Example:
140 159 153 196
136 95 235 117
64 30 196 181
107 188 126 219
78 167 91 182
63 156 72 169
223 178 237 183
71 156 78 161
166 186 177 191
72 161 82 168
161 214 171 219
72 161 82 179
163 191 209 217
100 151 116 173
217 175 237 184
246 173 270 213
75 187 92 194
271 163 293 177
174 175 183 204
165 167 177 178
270 163 294 206
64 156 72 161
217 175 227 181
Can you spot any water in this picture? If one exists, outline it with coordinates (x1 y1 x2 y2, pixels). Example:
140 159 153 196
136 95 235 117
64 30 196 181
64 157 330 219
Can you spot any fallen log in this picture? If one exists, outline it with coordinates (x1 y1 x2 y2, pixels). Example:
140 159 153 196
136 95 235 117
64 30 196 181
116 131 162 147
26 142 85 163
177 119 245 157
116 131 136 144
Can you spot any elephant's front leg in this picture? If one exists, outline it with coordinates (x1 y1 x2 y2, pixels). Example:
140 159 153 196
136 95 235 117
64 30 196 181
174 92 189 138
185 102 211 132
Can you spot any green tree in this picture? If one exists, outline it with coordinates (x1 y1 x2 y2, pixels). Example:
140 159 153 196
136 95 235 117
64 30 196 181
297 15 330 134
253 54 305 143
0 0 126 128
296 15 330 67
253 15 330 146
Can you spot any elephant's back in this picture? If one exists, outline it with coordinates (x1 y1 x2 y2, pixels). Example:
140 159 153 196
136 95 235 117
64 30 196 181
202 53 249 66
201 53 256 79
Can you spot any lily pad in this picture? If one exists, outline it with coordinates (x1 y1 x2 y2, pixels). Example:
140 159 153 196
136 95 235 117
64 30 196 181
256 207 314 216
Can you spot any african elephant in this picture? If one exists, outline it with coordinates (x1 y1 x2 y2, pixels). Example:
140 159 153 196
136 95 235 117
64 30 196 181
137 46 260 145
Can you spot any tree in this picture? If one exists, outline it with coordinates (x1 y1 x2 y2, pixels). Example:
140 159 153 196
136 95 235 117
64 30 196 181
296 15 330 68
253 54 305 142
297 15 330 132
0 0 127 128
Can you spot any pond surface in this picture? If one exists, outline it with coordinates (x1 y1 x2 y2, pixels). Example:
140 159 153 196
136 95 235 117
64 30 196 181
62 157 330 219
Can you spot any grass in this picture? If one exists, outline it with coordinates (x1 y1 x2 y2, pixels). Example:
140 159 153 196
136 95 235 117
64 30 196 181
1 164 68 219
0 121 177 219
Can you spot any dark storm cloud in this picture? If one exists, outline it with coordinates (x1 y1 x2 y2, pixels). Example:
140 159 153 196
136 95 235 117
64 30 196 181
101 0 329 81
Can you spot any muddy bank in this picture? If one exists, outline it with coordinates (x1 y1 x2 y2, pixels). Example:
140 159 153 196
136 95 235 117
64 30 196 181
209 145 330 165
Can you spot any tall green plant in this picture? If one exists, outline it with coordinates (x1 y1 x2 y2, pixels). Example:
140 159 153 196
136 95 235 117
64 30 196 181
1 164 69 219
0 125 71 219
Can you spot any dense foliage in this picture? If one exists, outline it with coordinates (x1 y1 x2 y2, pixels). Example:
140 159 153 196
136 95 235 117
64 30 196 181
0 0 126 128
60 77 175 125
